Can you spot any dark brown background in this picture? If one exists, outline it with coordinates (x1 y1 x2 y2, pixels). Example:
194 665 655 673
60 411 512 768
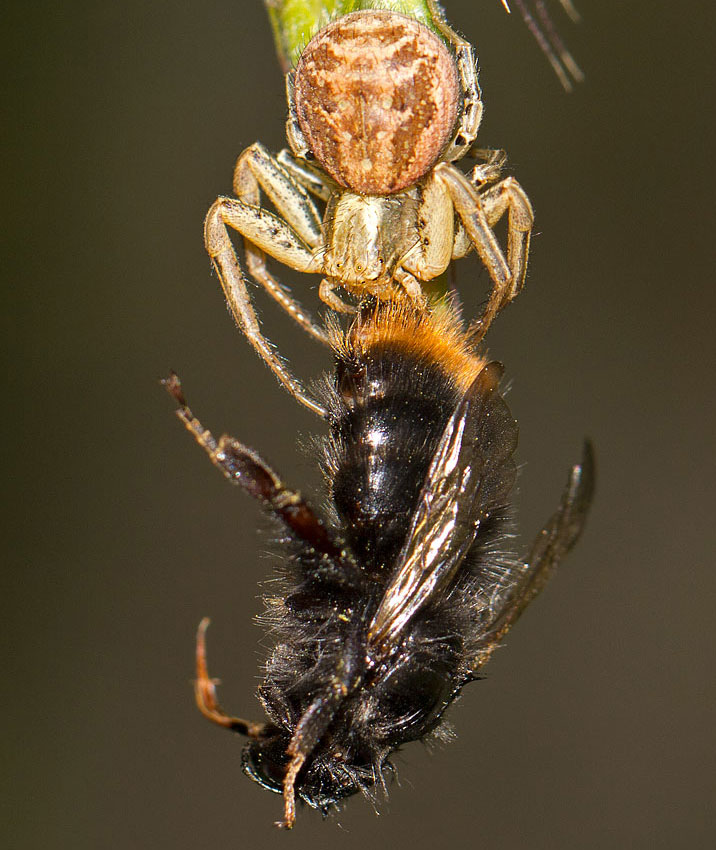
5 1 715 847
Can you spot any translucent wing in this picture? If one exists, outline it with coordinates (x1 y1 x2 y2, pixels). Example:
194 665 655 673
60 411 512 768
471 440 595 670
368 362 518 652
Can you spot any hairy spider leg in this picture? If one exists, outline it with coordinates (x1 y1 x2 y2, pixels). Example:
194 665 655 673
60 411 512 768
434 163 534 342
426 0 483 161
204 148 328 417
232 142 329 346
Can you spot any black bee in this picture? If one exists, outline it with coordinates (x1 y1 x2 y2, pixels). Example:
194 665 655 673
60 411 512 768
164 299 594 828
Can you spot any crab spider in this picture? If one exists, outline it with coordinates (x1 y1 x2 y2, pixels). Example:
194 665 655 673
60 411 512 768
205 5 534 417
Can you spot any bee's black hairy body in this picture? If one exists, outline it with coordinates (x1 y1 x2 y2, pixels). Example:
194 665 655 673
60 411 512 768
166 300 594 825
246 302 520 811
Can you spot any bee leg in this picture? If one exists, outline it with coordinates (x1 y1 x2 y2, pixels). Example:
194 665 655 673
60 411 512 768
277 753 306 830
278 660 357 828
194 618 267 737
471 441 595 670
162 373 343 559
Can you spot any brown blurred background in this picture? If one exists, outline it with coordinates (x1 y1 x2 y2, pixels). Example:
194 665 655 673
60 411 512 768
4 1 715 847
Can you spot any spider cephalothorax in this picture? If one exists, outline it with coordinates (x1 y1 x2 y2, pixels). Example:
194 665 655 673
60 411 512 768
204 3 533 417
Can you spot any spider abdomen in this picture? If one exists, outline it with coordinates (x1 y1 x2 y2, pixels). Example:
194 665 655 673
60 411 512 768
293 11 460 195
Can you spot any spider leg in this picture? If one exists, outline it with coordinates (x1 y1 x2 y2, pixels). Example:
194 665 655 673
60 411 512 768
232 142 329 347
426 0 483 160
465 147 508 186
471 176 534 339
318 278 356 314
452 149 508 260
435 163 533 342
204 192 326 417
276 148 340 203
394 268 429 306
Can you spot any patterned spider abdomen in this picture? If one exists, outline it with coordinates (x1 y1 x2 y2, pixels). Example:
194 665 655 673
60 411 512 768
293 10 459 195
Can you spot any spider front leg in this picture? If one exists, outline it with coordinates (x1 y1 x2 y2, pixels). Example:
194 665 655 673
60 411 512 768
205 147 329 416
232 143 330 346
435 162 534 342
473 176 535 338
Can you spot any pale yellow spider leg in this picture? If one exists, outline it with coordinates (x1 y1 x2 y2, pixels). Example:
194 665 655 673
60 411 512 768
204 199 327 418
232 143 329 346
465 147 508 186
474 176 534 336
276 149 340 203
434 163 533 341
400 171 454 284
426 0 483 160
452 149 507 260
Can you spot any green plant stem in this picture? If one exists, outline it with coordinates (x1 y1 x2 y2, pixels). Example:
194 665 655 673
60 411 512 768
263 0 441 71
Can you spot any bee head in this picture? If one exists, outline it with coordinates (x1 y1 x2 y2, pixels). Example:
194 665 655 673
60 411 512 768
242 733 369 813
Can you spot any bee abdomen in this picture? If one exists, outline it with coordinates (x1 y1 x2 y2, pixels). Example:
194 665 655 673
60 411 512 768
329 348 460 570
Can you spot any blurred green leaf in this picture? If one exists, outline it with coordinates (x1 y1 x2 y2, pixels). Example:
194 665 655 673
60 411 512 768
264 0 440 71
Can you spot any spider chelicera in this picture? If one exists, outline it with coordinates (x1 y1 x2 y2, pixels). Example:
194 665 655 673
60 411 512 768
205 4 534 417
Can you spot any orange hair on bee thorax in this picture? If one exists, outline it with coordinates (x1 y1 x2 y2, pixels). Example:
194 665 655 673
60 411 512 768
334 299 488 392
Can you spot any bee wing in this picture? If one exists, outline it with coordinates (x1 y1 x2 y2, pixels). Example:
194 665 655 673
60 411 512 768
368 362 518 652
471 440 595 670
